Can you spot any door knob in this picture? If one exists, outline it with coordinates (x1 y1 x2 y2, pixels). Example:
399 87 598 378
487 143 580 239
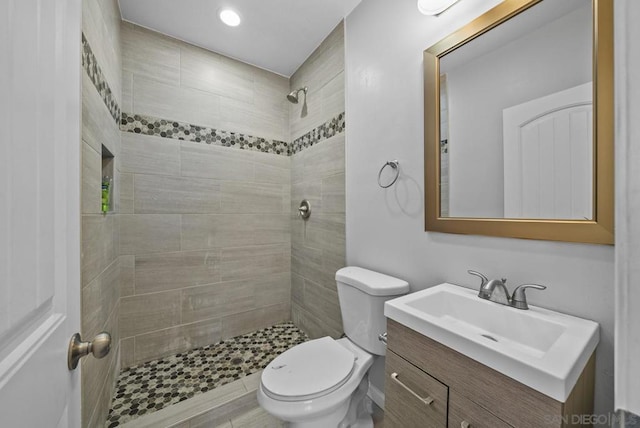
67 332 111 370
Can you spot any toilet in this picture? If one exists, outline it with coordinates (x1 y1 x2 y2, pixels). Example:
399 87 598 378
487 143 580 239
257 267 410 427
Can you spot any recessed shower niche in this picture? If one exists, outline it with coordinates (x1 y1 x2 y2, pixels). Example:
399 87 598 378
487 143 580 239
101 144 114 214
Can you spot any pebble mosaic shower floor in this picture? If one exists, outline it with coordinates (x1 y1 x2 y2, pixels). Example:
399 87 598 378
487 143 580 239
106 322 308 427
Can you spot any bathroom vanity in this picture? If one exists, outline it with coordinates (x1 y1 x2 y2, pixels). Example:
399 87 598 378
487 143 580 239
384 319 595 428
382 283 599 428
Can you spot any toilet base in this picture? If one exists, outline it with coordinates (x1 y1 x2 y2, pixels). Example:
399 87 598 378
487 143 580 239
285 376 373 428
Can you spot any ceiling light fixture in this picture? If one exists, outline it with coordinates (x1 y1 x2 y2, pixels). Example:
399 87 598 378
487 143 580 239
219 8 241 27
417 0 461 16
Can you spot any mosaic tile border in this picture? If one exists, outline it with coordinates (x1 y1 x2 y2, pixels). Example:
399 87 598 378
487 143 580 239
121 112 290 156
291 112 346 155
120 111 346 157
82 33 121 124
106 322 307 427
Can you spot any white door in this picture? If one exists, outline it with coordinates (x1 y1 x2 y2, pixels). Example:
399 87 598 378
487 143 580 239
503 82 593 219
0 0 82 427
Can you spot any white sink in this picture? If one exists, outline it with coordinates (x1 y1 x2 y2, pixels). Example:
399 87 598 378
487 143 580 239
384 283 599 402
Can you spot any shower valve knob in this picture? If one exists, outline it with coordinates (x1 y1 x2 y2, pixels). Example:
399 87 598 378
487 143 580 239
298 200 311 219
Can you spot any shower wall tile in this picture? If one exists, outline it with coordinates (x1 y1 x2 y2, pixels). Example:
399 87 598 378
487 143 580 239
119 20 297 369
304 213 346 255
82 258 120 340
291 244 334 290
83 298 120 428
291 273 305 306
288 22 345 339
299 133 345 178
180 44 253 103
83 0 122 108
120 337 135 368
181 214 290 251
292 179 322 214
121 132 181 176
119 214 181 255
290 22 345 140
121 112 290 156
180 142 255 181
134 250 221 294
134 174 221 214
181 280 256 324
291 302 341 340
254 70 290 118
220 244 290 282
180 272 291 325
322 71 346 119
119 173 134 214
81 214 117 287
120 255 135 297
82 3 122 427
122 22 181 86
221 303 291 340
82 142 102 214
82 33 121 124
255 272 292 307
220 182 285 214
322 172 346 213
254 158 291 184
219 96 287 143
122 70 133 113
302 278 343 333
120 290 182 338
133 76 222 130
122 22 289 142
82 72 121 155
133 318 223 364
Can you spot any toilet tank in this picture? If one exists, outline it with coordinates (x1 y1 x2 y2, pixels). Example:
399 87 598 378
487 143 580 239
335 267 410 356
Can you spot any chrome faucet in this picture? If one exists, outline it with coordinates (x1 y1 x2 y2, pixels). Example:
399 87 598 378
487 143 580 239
467 270 546 310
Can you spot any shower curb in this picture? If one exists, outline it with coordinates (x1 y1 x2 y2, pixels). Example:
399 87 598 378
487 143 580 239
115 371 263 428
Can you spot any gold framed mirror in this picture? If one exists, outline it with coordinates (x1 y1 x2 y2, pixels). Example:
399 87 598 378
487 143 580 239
424 0 613 244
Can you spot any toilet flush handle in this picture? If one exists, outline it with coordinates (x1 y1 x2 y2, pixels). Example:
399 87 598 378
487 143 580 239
378 332 387 344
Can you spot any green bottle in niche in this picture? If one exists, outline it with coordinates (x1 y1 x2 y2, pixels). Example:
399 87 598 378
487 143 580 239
101 177 111 213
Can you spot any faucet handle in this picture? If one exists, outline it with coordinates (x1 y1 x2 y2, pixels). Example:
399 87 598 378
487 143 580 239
467 270 488 286
511 284 547 310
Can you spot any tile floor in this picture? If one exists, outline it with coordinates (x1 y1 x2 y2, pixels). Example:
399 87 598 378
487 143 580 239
214 400 386 428
106 322 308 427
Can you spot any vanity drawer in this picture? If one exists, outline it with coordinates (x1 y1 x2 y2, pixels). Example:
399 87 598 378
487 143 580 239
448 390 512 428
385 350 448 428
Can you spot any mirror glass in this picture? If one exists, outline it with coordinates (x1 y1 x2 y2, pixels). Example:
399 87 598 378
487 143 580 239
439 0 593 219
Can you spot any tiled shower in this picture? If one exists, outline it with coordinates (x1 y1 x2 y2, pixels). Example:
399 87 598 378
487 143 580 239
80 1 346 426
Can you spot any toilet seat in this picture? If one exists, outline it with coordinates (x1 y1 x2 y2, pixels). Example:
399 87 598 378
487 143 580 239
261 337 356 402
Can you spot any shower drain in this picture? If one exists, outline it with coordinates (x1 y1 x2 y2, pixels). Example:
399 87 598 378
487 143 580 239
231 357 244 365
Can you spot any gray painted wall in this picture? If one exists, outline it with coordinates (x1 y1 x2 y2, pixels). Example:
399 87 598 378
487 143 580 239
345 0 614 422
615 0 640 420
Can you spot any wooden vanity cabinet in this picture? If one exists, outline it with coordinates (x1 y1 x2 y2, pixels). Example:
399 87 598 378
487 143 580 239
384 319 596 428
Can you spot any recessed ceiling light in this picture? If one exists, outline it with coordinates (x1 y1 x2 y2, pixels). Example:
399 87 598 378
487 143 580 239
417 0 460 16
219 8 241 27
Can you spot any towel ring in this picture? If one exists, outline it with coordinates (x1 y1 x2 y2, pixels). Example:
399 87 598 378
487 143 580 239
378 160 400 188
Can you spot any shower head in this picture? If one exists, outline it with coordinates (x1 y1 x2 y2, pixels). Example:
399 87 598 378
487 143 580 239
287 87 308 104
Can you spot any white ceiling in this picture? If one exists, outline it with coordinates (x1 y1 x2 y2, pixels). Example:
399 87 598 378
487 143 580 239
118 0 362 77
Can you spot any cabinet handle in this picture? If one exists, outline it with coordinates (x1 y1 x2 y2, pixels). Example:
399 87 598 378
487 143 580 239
390 372 434 405
461 422 471 428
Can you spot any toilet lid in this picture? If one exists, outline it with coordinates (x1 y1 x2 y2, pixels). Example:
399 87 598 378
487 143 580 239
261 337 356 402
